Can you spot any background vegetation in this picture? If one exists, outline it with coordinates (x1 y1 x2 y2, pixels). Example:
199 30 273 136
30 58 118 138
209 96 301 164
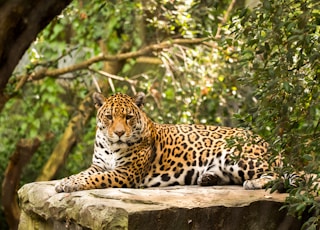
0 0 319 229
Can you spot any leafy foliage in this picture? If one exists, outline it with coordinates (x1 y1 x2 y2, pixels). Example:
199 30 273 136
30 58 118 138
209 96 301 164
226 0 320 227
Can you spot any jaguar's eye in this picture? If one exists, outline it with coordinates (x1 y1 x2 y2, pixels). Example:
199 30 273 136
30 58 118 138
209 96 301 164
106 115 113 120
126 115 134 120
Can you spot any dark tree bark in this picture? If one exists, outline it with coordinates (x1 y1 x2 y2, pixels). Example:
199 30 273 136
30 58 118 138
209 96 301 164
2 138 41 230
0 0 72 112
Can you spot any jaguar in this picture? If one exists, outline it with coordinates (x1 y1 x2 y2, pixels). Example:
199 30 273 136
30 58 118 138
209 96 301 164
55 92 280 193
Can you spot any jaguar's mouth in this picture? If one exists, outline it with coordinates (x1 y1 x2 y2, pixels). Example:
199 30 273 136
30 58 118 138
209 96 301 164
111 140 127 146
108 137 129 146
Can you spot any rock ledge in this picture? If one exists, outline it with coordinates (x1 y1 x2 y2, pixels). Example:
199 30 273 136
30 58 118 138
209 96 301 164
18 181 301 230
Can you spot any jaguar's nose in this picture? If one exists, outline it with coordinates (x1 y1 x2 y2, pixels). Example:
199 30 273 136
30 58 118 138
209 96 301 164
114 130 125 137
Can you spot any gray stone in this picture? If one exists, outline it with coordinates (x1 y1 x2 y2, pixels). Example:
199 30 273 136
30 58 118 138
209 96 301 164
18 181 301 230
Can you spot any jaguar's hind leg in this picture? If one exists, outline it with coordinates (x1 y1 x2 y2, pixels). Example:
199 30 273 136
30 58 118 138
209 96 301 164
197 168 234 186
243 174 275 190
197 172 223 186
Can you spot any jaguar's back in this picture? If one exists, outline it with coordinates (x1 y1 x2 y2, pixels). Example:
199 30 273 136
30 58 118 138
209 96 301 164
141 123 271 188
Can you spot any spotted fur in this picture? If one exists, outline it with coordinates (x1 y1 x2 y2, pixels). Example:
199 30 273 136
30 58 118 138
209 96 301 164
55 92 278 193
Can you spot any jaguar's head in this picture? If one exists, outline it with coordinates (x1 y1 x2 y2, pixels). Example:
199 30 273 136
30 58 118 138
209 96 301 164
93 92 146 148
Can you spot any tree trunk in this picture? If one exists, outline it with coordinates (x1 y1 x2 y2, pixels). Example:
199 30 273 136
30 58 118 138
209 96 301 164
36 93 95 181
0 0 72 112
2 138 41 230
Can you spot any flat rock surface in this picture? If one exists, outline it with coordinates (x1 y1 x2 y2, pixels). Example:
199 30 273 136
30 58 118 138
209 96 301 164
18 181 288 213
18 181 298 230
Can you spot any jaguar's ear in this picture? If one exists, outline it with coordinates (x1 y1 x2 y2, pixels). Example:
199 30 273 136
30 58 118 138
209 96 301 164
135 92 145 108
93 92 106 109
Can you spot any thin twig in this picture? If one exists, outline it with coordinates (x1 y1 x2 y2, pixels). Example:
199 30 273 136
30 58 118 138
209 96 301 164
90 68 137 86
215 0 237 39
90 73 102 93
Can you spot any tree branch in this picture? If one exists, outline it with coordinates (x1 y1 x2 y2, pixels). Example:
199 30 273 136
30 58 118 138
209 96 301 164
15 38 208 90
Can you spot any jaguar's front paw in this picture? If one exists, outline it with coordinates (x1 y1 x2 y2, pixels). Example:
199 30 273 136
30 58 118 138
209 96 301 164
55 176 87 193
